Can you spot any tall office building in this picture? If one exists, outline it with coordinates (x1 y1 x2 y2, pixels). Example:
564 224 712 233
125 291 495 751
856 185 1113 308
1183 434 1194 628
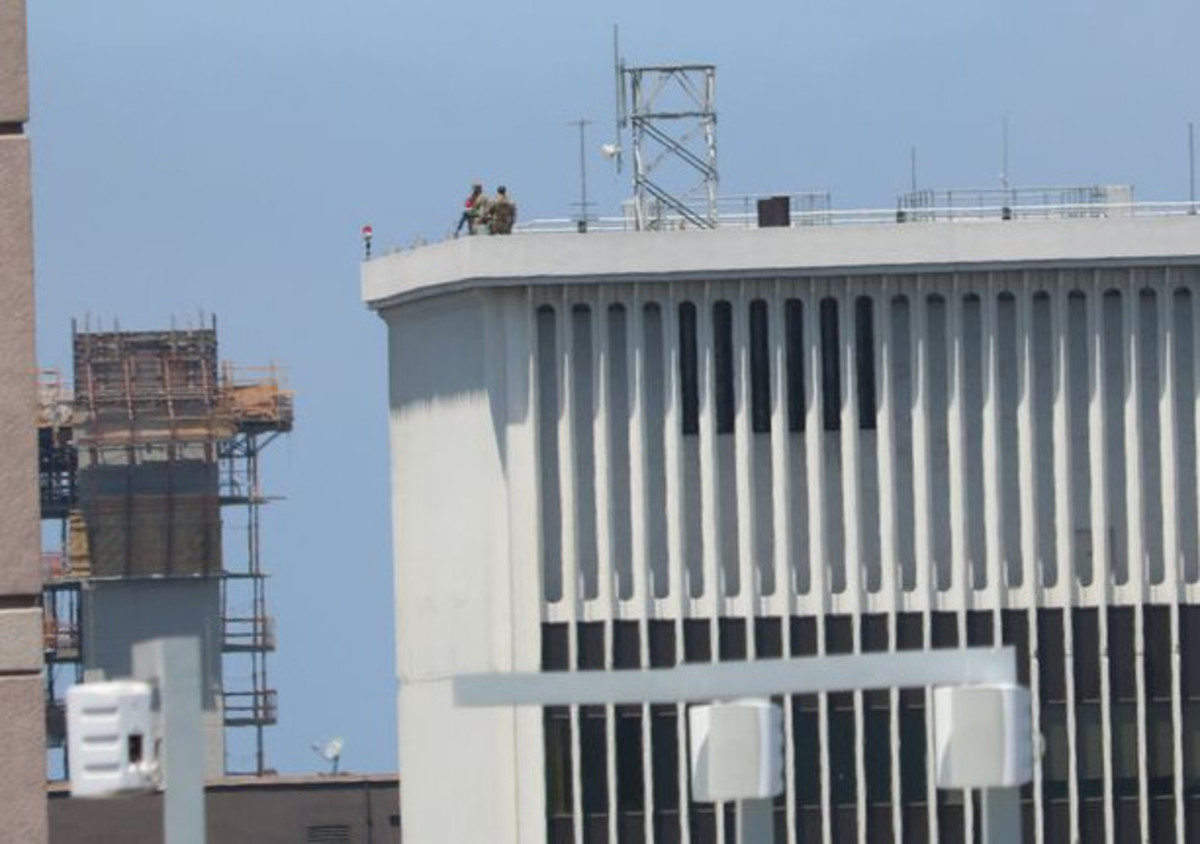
365 202 1200 843
0 0 47 839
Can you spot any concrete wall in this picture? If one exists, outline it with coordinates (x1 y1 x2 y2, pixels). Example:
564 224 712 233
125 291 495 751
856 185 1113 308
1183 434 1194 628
83 580 225 777
0 0 46 840
384 290 543 844
49 775 401 844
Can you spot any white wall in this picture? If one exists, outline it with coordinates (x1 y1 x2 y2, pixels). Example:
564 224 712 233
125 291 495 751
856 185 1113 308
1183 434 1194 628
385 289 543 843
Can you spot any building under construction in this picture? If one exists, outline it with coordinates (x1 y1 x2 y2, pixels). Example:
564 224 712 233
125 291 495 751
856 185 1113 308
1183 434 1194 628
39 320 293 776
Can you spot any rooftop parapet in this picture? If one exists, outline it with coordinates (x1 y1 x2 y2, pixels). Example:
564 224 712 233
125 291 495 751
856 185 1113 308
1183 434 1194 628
363 208 1200 311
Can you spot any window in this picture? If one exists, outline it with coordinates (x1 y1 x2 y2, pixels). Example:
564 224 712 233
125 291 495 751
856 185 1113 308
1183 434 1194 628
306 826 350 844
820 298 840 431
749 299 771 432
785 299 805 432
713 301 734 434
679 303 699 435
854 296 876 429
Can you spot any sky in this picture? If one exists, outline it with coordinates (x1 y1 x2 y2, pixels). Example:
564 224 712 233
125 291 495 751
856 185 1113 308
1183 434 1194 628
25 0 1200 775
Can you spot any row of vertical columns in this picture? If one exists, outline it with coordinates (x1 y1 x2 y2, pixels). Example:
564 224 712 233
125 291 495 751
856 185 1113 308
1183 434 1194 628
539 277 1200 613
532 271 1200 843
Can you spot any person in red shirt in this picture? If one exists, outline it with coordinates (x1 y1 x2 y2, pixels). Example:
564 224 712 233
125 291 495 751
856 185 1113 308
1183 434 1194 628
455 182 490 236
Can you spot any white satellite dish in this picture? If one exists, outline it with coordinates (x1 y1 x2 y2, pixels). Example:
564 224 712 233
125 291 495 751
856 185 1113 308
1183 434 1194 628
310 736 344 775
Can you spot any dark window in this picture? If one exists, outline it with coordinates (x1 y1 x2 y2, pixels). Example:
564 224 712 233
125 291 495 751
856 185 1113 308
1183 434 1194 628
966 610 994 647
613 621 639 670
649 621 676 668
1108 607 1136 701
718 618 747 661
1145 606 1172 700
689 806 717 843
826 615 854 654
544 707 574 823
542 623 570 671
864 704 891 805
580 706 608 817
899 699 926 805
616 706 644 812
862 614 888 652
792 698 821 809
790 616 818 657
713 301 735 434
683 619 711 663
896 613 923 651
749 300 771 433
1073 609 1101 701
931 612 957 648
651 705 680 816
785 299 806 432
855 296 877 429
754 617 783 658
820 298 840 431
679 303 699 436
578 622 605 670
1038 610 1066 702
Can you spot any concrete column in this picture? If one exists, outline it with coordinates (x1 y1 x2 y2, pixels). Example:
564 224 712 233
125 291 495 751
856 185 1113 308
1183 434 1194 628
0 0 47 841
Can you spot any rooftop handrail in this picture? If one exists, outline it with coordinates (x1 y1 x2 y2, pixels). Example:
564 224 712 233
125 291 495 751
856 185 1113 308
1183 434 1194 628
372 195 1200 257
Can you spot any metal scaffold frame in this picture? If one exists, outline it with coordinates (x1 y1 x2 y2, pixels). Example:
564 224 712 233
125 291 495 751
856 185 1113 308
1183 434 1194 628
615 52 719 231
37 325 293 778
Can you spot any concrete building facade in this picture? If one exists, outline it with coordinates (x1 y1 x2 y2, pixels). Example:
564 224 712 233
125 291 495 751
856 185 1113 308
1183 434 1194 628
0 0 48 840
366 215 1200 843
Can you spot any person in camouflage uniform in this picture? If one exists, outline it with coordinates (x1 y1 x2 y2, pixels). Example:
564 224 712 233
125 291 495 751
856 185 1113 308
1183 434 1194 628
455 182 490 236
487 186 517 235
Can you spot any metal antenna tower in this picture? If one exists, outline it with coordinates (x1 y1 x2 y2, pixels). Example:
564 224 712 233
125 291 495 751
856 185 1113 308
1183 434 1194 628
611 29 719 230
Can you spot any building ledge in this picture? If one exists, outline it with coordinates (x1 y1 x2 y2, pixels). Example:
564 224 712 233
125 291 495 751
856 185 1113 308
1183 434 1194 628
362 214 1200 311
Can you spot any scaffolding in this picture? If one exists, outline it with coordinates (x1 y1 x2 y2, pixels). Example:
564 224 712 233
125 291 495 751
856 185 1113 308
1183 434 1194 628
37 323 293 775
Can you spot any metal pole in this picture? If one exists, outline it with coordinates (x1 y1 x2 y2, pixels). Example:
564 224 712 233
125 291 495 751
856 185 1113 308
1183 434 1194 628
980 786 1022 843
133 637 207 844
456 647 1018 706
570 118 593 232
738 799 774 843
1189 122 1195 213
1001 116 1010 191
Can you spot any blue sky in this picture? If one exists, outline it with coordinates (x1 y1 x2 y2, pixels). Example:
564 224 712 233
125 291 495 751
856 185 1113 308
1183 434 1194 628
26 1 1200 774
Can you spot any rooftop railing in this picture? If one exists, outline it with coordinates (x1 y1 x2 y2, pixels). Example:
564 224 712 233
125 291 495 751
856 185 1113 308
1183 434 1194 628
375 186 1200 255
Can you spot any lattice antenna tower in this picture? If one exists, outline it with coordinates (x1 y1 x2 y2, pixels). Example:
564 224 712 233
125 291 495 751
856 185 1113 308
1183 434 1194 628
610 27 718 231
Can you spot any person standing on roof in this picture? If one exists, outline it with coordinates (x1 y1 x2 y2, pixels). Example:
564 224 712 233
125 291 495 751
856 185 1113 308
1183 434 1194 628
455 182 490 236
487 185 517 235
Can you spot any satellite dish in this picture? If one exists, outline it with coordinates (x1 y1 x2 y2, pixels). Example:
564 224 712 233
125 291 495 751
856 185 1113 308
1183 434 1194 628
310 736 344 775
600 143 622 160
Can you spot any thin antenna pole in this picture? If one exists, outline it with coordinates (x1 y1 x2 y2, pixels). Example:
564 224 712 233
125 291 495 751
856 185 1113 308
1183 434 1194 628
1001 116 1010 191
570 118 593 232
1189 121 1195 213
613 24 624 174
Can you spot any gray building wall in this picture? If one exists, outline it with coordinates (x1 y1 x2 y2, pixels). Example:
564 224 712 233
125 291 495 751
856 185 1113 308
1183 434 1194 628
49 775 401 844
0 0 47 841
83 580 226 776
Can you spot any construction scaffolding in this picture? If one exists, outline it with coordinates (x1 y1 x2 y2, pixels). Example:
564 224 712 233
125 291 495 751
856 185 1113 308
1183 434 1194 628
37 321 293 776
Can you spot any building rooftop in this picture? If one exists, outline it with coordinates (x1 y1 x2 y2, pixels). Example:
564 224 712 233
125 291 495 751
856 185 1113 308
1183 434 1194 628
363 207 1200 310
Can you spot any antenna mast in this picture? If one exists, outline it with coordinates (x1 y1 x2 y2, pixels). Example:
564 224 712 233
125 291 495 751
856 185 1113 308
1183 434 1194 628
607 28 719 231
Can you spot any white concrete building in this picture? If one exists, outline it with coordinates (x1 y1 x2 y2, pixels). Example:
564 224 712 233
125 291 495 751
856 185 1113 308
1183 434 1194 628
365 212 1200 844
